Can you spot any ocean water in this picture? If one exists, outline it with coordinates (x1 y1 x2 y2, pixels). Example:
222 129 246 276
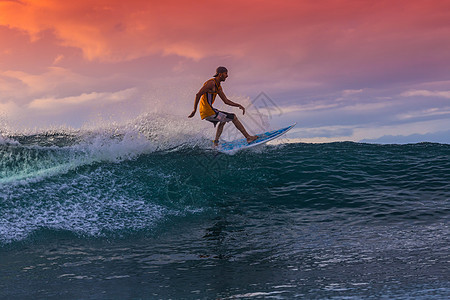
1 116 449 299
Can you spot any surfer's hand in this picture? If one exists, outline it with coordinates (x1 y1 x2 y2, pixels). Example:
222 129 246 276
188 110 196 118
239 105 245 115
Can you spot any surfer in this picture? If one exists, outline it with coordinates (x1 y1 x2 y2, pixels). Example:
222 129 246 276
188 66 258 146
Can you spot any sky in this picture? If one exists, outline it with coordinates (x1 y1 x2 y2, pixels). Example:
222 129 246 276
1 0 449 143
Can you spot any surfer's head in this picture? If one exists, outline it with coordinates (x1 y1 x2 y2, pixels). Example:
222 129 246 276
213 66 228 81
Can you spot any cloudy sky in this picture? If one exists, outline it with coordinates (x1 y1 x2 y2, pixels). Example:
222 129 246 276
1 0 449 143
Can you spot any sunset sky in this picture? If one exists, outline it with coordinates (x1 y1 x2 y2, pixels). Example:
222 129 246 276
1 0 449 143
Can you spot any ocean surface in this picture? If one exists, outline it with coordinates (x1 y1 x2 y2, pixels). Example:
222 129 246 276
1 117 449 299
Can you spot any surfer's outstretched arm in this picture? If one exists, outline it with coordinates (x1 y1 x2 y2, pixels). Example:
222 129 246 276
218 90 246 115
188 81 215 118
188 95 200 118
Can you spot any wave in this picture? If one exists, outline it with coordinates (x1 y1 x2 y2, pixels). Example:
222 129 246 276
0 113 258 244
0 113 212 186
1 116 449 245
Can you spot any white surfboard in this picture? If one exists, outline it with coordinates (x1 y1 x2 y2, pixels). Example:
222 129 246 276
216 123 296 154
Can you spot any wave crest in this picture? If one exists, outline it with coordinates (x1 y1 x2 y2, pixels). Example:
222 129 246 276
0 113 211 185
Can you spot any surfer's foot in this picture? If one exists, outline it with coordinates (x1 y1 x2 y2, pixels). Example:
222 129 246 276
213 139 219 147
246 135 258 143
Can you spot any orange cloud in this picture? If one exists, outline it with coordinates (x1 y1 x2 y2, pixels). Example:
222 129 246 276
1 0 449 84
1 0 249 61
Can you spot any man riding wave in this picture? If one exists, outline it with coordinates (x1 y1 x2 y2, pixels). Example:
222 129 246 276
188 66 257 146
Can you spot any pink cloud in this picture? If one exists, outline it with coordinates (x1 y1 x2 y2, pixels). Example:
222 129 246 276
1 0 447 68
1 0 450 133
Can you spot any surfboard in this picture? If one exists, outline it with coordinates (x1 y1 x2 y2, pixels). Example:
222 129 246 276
216 123 296 154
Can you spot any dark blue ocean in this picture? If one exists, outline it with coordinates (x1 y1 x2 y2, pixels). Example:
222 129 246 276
1 119 449 299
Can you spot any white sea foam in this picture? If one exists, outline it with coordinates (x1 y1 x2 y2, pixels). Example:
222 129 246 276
0 192 173 244
0 161 205 244
0 133 19 145
0 113 211 186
